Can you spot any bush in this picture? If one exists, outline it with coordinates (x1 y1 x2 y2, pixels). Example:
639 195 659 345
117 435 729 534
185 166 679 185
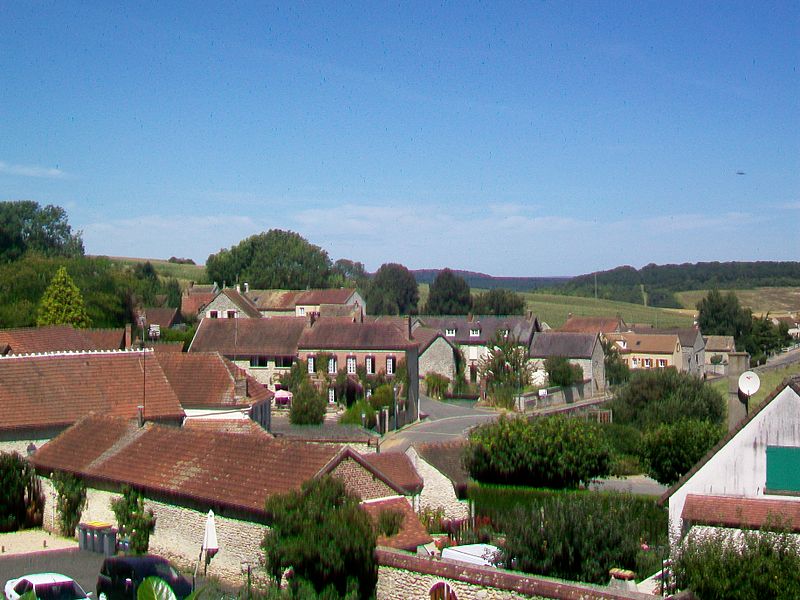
544 356 583 387
51 472 86 537
610 369 726 430
464 415 611 489
424 373 450 399
419 507 446 534
290 380 327 425
340 399 376 429
376 509 404 538
0 452 39 532
368 384 394 411
111 486 156 554
640 419 724 485
487 487 667 584
674 526 800 599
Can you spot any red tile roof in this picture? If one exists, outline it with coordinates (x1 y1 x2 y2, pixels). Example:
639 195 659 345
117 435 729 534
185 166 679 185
154 352 271 409
0 350 184 431
246 289 358 311
362 497 433 551
412 326 456 354
189 317 307 356
560 316 626 334
363 452 424 495
142 307 180 329
607 332 680 355
216 289 263 319
299 320 415 351
682 494 800 532
180 292 215 318
0 325 125 354
182 419 273 436
296 288 357 305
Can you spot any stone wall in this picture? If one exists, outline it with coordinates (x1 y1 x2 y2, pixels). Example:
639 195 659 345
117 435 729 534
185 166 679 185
406 447 469 521
419 337 457 384
0 437 52 457
375 549 654 600
40 477 266 586
332 457 399 501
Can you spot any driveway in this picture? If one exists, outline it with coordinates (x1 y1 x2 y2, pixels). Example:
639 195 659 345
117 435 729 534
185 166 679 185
0 548 104 594
380 394 499 452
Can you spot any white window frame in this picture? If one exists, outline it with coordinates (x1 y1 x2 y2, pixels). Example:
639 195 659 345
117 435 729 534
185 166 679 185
328 388 335 403
366 356 374 375
386 356 395 375
347 356 357 374
307 356 315 373
469 328 480 337
445 328 456 337
298 306 306 316
328 357 337 374
644 358 652 368
658 359 667 368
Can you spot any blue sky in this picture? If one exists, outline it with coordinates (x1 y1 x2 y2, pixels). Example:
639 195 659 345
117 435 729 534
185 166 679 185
1 2 798 276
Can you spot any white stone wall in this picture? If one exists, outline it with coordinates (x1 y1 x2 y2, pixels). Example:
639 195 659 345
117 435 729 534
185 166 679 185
40 478 266 585
0 438 52 456
419 337 457 384
377 566 544 600
406 448 469 521
668 384 800 543
202 294 250 319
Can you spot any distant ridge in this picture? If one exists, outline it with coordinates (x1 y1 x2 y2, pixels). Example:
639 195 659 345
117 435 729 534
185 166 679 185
411 269 569 292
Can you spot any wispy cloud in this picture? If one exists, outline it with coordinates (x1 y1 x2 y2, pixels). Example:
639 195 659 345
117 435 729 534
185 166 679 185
0 160 69 179
779 201 800 210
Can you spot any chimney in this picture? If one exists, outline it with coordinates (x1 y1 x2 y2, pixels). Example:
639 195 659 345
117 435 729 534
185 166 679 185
407 315 412 341
244 282 249 293
137 405 144 428
568 312 573 319
124 323 132 349
235 283 241 293
234 373 247 400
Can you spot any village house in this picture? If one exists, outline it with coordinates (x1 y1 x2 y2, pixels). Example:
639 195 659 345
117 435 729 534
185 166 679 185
179 282 218 321
412 326 459 390
703 334 737 375
528 331 606 393
245 287 366 319
662 376 800 544
419 314 541 385
199 287 264 320
0 324 132 355
405 441 471 521
31 415 430 582
559 314 628 337
606 332 682 371
633 326 705 377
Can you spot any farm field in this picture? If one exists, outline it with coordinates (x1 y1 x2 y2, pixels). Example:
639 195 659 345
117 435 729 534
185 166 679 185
97 256 209 283
709 362 800 410
676 287 800 316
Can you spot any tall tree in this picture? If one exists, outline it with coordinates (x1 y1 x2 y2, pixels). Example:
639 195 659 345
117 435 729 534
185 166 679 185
206 230 332 289
36 266 92 327
366 263 419 315
472 288 525 315
697 290 752 346
262 476 377 599
0 201 84 263
331 258 370 290
424 268 472 315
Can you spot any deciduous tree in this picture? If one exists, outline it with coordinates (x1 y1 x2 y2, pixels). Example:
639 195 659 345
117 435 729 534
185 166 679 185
424 268 471 315
640 419 724 485
0 201 84 263
366 263 419 315
471 288 525 316
478 332 531 408
36 266 92 327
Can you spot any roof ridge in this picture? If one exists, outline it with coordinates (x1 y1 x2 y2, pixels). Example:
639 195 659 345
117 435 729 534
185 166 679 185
86 420 146 471
0 348 153 360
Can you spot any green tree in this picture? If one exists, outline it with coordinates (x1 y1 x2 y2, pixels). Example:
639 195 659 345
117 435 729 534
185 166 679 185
610 369 726 430
423 268 471 315
471 288 525 316
0 452 38 532
36 265 92 327
51 472 87 537
111 486 156 554
366 263 419 315
465 415 611 488
331 259 370 290
290 380 327 425
601 338 630 385
640 419 724 485
262 476 377 599
0 201 84 263
206 230 333 290
478 332 531 408
697 290 752 349
544 356 583 387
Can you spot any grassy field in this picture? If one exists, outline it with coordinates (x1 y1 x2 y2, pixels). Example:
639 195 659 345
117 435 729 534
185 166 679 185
676 287 800 316
709 362 800 410
97 256 209 284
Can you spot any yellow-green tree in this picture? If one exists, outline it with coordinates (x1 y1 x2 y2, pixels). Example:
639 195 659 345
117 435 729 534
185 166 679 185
36 266 91 327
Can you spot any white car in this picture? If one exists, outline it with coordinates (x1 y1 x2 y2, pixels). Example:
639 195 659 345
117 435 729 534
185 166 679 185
4 573 90 600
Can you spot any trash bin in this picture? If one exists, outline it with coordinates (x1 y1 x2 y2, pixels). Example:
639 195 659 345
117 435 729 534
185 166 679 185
85 521 113 553
77 523 88 551
102 527 118 557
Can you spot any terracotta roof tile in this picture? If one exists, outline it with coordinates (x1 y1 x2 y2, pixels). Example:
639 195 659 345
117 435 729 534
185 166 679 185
704 335 736 353
0 350 184 431
182 419 272 436
181 293 215 318
142 307 180 329
299 320 415 351
607 332 680 355
363 453 423 494
296 289 357 305
217 289 263 319
0 325 124 354
560 316 626 334
189 318 306 356
682 494 800 532
363 497 433 551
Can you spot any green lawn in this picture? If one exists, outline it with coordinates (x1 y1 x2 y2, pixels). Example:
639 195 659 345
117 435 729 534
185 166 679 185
676 287 800 316
99 256 209 284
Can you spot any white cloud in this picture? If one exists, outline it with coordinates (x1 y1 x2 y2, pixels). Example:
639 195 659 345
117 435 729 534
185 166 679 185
0 160 68 179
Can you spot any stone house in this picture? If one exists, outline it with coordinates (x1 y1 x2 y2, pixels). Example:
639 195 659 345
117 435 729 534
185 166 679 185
245 288 366 319
606 332 682 371
136 307 182 340
200 287 263 320
0 324 131 355
179 282 218 321
528 331 606 393
406 442 471 521
661 376 800 544
0 349 185 455
703 335 737 375
419 315 541 384
413 326 459 389
31 415 430 583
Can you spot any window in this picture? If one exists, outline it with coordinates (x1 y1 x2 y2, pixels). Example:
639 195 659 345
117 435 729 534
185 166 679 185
766 446 800 495
631 358 639 367
470 328 480 337
366 356 374 375
275 357 293 368
658 359 666 368
250 356 269 368
328 388 335 403
445 328 456 337
209 310 218 319
227 310 237 319
298 307 306 316
644 358 652 368
307 356 315 373
386 356 395 375
347 356 357 374
328 357 337 374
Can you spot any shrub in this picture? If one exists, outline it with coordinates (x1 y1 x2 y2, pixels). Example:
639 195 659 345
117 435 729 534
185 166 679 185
340 399 376 429
51 472 87 537
419 507 446 534
424 373 450 399
464 415 611 489
111 486 156 554
640 419 724 485
544 356 583 387
279 359 309 392
496 489 667 584
290 380 327 425
0 452 39 532
673 526 800 599
368 384 394 411
610 369 726 430
376 509 404 538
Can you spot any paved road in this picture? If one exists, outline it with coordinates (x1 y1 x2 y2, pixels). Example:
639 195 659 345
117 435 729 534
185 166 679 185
0 548 104 594
759 346 800 371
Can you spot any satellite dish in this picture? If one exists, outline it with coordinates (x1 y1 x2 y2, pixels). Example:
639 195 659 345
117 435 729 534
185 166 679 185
738 371 761 397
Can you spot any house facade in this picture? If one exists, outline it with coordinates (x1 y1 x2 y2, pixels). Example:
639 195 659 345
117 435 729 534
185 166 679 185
245 288 366 319
663 377 800 544
528 331 606 393
411 326 458 388
607 332 682 371
704 335 737 375
200 288 263 320
633 326 705 377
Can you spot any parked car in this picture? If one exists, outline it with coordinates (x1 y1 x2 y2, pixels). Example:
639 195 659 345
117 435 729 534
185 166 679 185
5 573 90 600
96 556 191 600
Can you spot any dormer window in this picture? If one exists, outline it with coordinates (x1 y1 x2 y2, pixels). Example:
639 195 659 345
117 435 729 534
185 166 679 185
298 306 306 316
470 328 480 337
445 328 456 337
